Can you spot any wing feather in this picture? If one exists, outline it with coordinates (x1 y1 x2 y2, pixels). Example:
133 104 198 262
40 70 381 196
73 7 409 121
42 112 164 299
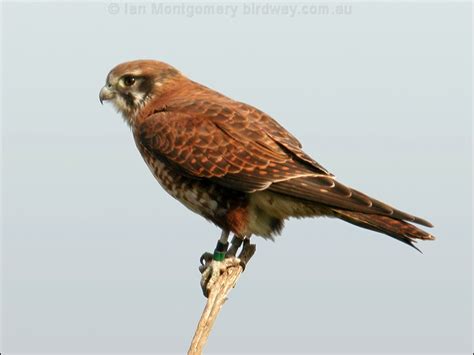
270 176 433 227
137 99 432 227
138 103 321 193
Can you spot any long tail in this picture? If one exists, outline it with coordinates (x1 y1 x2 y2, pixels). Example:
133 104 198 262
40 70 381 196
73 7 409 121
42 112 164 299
332 209 435 252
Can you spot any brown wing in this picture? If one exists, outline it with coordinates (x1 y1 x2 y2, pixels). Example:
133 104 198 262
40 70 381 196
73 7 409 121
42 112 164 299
234 101 333 175
138 106 323 193
138 99 432 227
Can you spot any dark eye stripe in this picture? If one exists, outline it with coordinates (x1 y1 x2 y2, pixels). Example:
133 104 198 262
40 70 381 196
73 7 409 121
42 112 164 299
117 75 154 109
138 76 154 95
123 92 136 107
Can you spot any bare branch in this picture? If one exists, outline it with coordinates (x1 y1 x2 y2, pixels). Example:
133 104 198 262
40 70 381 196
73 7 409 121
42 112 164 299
188 241 256 355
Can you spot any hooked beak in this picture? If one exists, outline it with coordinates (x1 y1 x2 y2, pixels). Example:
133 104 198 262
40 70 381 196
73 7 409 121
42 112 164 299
99 86 116 104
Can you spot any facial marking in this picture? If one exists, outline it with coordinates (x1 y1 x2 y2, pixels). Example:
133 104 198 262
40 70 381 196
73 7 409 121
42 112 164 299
107 74 154 117
101 61 182 124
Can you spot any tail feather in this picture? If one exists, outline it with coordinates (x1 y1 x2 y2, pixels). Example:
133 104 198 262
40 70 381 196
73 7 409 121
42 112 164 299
333 209 435 252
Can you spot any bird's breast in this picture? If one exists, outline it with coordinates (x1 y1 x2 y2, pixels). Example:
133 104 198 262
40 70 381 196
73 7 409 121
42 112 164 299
136 142 229 224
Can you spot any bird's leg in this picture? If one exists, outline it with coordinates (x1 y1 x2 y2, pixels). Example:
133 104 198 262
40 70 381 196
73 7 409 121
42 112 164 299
230 237 256 271
199 230 241 297
226 235 243 258
225 235 252 271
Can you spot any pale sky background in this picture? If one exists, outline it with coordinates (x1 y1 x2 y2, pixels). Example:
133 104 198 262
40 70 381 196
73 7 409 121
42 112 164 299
1 1 472 354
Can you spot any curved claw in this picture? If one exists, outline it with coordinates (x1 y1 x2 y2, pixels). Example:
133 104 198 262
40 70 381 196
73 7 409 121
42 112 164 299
199 252 213 266
200 268 212 297
199 257 242 298
201 277 211 298
239 259 247 272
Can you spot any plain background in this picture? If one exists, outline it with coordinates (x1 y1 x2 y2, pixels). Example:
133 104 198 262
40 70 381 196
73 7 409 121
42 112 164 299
1 1 472 354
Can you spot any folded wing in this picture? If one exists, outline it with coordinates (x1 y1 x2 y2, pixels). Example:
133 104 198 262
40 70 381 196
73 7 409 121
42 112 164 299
138 100 432 229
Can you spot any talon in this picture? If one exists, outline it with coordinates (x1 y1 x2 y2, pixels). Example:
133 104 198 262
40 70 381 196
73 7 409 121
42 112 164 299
199 263 207 274
200 262 213 297
199 257 241 297
239 259 247 272
199 252 213 266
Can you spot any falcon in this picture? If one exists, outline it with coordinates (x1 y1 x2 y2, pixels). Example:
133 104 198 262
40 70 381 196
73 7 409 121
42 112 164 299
99 60 435 295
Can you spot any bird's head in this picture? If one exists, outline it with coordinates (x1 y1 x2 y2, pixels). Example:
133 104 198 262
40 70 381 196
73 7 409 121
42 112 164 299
99 60 182 123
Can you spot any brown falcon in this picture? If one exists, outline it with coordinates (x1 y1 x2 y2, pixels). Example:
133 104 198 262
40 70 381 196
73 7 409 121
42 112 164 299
99 60 435 295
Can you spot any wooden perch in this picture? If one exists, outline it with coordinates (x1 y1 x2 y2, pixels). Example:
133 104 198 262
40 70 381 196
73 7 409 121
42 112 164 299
188 241 256 355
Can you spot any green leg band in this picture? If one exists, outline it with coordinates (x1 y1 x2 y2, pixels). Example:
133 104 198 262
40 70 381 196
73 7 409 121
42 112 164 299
213 251 226 261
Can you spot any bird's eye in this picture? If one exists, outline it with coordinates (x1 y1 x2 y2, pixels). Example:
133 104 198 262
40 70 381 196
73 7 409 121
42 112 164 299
122 75 136 87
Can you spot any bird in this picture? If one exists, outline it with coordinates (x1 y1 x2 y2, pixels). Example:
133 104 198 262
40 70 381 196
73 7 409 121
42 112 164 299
99 59 435 295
